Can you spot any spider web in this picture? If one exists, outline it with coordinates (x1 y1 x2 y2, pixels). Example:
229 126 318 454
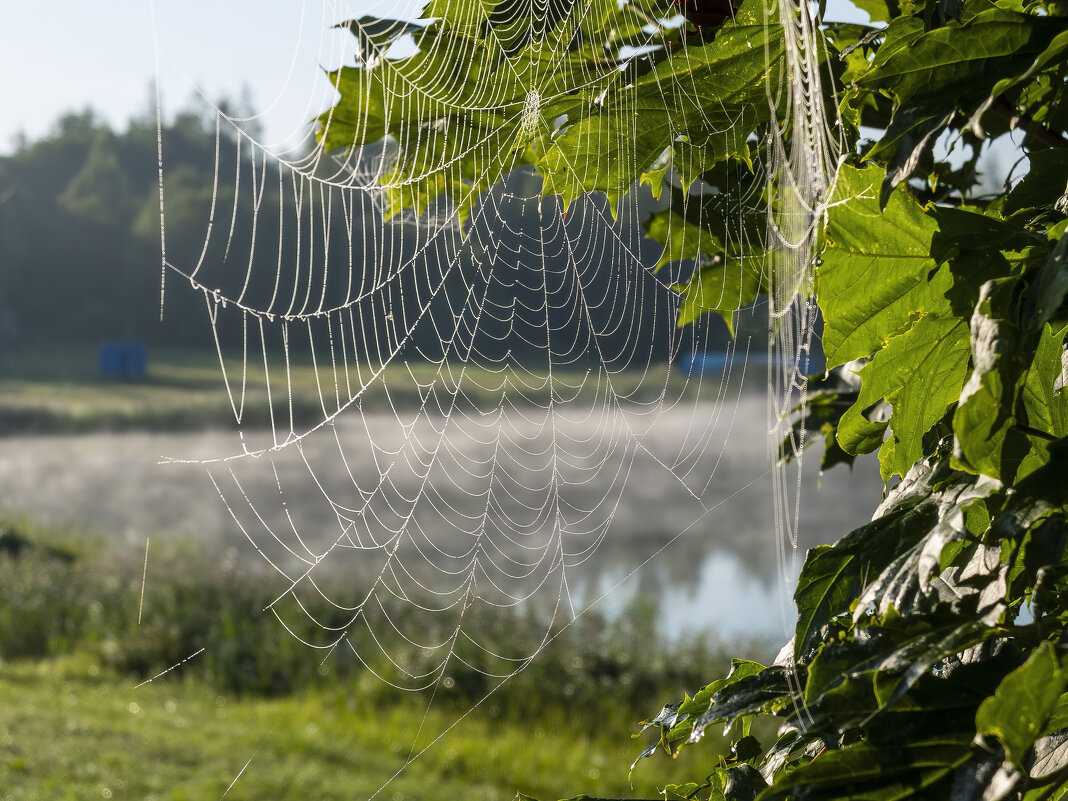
149 0 840 792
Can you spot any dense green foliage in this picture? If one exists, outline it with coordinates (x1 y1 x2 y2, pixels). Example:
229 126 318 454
0 107 237 348
0 102 737 365
321 0 1068 798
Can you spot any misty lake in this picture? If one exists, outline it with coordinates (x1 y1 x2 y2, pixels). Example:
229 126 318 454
0 391 885 646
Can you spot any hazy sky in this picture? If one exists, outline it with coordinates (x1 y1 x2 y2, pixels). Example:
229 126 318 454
2 0 878 155
0 1 422 154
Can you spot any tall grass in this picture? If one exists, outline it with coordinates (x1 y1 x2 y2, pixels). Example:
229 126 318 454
0 518 763 734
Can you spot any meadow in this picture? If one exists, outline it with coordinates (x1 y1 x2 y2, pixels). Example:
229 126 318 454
0 346 852 799
0 345 702 434
0 517 760 800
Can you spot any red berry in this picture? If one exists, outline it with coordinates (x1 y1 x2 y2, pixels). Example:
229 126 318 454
673 0 735 29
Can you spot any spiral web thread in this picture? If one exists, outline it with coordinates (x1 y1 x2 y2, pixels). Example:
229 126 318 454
764 0 840 618
150 0 840 792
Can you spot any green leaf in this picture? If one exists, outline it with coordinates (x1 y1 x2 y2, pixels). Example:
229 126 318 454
861 15 925 76
818 164 941 369
663 659 766 744
929 205 1044 271
640 164 671 202
794 546 862 661
845 312 971 480
1004 150 1068 216
686 663 785 743
538 0 782 209
953 276 1035 481
857 10 1068 108
720 764 766 800
872 620 1001 709
317 12 594 221
779 384 863 470
675 258 763 333
423 0 494 29
953 232 1068 482
1026 235 1068 331
793 462 957 660
865 106 955 197
830 202 1039 480
646 209 723 270
989 28 1068 101
1015 321 1068 480
337 17 424 62
760 738 971 800
852 0 896 23
976 642 1068 767
665 778 718 800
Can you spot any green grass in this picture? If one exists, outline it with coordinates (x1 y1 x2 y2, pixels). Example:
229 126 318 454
0 346 238 434
0 519 759 799
0 655 722 801
0 518 749 711
0 345 704 434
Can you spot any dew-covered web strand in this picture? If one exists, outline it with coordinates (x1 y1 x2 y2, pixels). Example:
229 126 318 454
196 218 720 683
203 201 602 670
145 1 832 795
182 179 689 476
362 467 772 801
757 0 843 727
150 0 168 318
138 537 150 626
165 143 550 454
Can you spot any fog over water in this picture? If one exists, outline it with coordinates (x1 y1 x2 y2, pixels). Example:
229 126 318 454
1 392 884 642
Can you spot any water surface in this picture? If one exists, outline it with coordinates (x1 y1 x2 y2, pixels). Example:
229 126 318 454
1 395 884 642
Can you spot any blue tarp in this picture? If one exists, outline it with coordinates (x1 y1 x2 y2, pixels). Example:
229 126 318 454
99 342 147 379
679 351 731 376
678 350 822 377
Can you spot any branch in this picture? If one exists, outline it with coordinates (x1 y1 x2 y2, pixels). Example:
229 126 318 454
990 96 1068 150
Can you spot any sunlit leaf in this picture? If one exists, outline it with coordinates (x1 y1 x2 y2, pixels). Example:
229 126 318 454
675 258 763 333
857 10 1068 107
818 164 941 369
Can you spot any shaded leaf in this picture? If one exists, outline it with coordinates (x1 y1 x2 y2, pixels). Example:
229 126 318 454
1031 729 1068 781
338 17 423 62
689 666 793 741
976 642 1068 767
794 546 863 661
857 10 1068 108
760 738 971 800
1005 151 1068 216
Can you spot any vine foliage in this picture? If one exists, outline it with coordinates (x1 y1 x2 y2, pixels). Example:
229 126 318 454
319 0 1068 796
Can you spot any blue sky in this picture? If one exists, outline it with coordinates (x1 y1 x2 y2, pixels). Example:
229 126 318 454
0 1 422 153
2 1 877 155
5 1 1014 189
2 0 880 155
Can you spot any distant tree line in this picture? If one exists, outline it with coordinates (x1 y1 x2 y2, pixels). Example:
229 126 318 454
0 103 755 367
0 105 225 349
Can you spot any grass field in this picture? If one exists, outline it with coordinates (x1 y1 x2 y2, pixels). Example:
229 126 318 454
0 519 750 800
0 347 770 799
0 655 722 801
0 345 705 434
